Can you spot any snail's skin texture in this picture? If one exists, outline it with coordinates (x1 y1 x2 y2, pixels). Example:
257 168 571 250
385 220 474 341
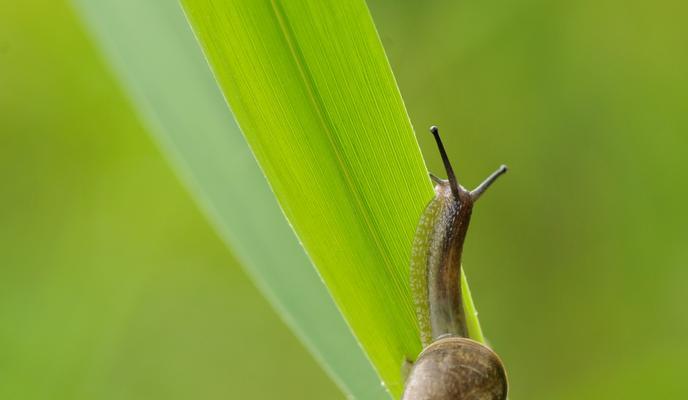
410 180 473 347
402 337 507 400
410 127 507 347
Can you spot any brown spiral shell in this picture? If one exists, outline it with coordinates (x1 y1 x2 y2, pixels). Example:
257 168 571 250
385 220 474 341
402 337 507 400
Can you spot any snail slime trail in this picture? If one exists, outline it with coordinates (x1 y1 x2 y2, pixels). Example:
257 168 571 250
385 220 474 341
404 126 508 400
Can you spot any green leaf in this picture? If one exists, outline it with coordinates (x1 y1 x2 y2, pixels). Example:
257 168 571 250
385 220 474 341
180 0 443 395
72 0 386 398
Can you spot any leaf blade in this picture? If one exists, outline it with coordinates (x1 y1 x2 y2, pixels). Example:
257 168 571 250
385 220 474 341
72 0 386 398
182 0 434 395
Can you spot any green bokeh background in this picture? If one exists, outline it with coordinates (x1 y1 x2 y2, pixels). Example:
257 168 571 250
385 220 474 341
371 1 688 398
0 2 339 399
2 0 687 399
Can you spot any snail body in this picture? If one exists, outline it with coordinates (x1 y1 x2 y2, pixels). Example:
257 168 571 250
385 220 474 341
403 126 508 400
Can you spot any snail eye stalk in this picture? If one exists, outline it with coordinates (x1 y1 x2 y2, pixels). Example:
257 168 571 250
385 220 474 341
430 126 462 200
471 165 508 201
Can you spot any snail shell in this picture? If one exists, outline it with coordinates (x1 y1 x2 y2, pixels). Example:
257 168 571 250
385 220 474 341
402 337 507 400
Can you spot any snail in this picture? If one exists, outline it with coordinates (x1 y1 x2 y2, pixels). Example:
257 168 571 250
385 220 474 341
403 126 508 400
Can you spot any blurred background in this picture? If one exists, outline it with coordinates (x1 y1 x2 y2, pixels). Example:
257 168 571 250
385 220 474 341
371 0 688 398
1 0 686 399
0 1 339 399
